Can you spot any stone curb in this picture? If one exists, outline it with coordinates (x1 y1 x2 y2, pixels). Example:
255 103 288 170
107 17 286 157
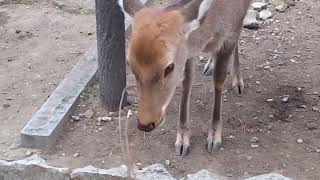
20 44 98 148
19 0 149 149
0 155 293 180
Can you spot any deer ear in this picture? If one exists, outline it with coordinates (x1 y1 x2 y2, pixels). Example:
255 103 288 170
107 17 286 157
119 0 144 17
180 0 213 35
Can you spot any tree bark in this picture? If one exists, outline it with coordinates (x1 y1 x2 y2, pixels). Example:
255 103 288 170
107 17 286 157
95 0 127 111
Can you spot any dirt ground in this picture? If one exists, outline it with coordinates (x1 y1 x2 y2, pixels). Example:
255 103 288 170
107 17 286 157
43 0 320 179
1 0 320 179
0 1 95 159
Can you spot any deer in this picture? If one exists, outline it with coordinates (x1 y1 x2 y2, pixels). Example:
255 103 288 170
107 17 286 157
121 0 252 157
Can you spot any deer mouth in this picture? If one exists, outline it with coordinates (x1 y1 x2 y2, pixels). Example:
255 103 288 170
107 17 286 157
137 122 155 132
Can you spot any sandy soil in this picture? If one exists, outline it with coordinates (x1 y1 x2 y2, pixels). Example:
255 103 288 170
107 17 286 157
0 1 95 159
43 0 320 179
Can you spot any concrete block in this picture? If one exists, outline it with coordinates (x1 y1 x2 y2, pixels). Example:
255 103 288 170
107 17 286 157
20 44 98 148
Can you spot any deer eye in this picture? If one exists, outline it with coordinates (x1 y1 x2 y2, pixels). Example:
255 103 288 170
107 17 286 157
164 63 174 78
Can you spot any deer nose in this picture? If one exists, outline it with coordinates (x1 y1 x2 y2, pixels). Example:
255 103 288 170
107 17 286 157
137 122 155 132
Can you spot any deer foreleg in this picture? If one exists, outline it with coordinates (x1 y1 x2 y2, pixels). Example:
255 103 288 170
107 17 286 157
175 58 193 157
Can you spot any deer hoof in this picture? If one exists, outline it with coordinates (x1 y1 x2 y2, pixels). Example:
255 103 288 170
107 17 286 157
175 144 190 157
232 84 244 94
207 140 222 153
203 59 214 76
232 77 244 94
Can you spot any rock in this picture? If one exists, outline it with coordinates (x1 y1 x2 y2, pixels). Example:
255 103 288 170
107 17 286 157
306 122 318 130
84 109 94 119
272 0 289 8
25 150 33 156
272 0 291 12
251 144 259 148
244 173 292 180
0 155 294 180
71 163 176 180
249 137 259 143
297 138 303 144
135 163 177 179
251 2 267 11
264 66 271 70
98 116 112 122
313 91 319 95
272 0 287 6
71 115 80 121
243 9 259 29
0 155 70 180
2 103 10 108
275 4 288 12
136 162 142 166
71 165 128 179
300 105 307 109
316 149 320 153
165 160 170 165
73 153 80 158
246 156 253 161
183 169 227 180
282 96 289 102
185 170 292 180
312 107 319 112
259 10 273 20
266 98 274 102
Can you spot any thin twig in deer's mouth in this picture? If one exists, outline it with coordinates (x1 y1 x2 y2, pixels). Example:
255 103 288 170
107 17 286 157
118 87 134 179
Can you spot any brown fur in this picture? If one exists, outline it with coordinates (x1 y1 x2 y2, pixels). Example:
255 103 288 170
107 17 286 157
128 9 185 82
128 9 187 129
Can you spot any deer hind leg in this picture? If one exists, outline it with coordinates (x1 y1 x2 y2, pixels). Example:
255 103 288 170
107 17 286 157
232 44 244 94
175 58 193 157
207 42 236 153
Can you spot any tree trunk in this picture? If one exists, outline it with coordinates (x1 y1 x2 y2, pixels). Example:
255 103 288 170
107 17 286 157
95 0 127 111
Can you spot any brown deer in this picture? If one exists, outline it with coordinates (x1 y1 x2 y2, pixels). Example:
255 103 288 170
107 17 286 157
121 0 252 156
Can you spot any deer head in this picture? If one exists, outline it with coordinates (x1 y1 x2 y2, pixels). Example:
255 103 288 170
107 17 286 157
122 0 213 132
